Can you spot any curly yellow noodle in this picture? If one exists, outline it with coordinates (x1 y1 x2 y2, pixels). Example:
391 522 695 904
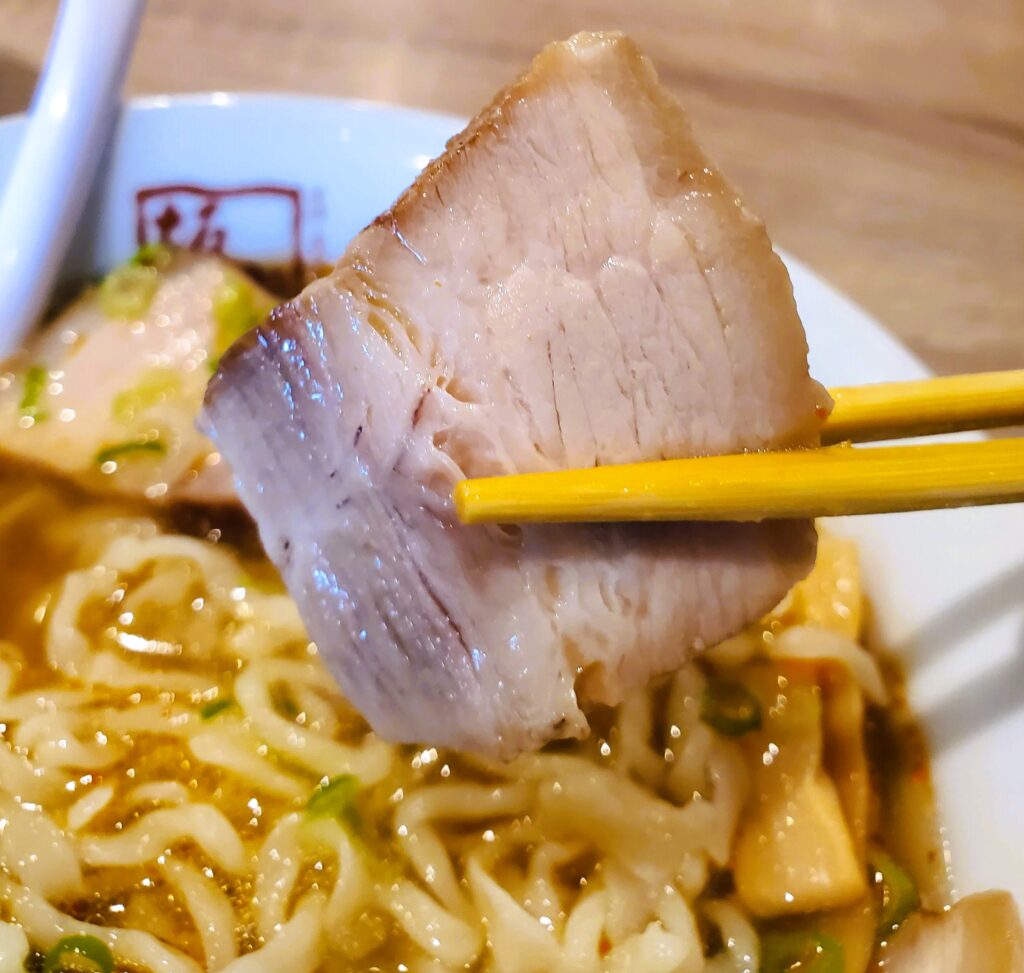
160 860 239 970
65 784 115 831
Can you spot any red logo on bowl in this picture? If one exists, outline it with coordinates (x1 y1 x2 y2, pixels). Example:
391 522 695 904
135 185 302 261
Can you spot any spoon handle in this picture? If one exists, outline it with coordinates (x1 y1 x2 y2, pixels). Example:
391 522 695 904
0 0 146 359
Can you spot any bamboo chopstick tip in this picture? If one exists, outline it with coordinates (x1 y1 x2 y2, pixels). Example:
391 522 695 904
453 480 476 524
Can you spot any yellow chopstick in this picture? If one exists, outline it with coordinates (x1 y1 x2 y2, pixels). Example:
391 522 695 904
453 370 1024 524
823 369 1024 444
454 439 1024 524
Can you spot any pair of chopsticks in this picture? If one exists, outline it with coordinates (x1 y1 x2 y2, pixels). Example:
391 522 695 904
454 369 1024 524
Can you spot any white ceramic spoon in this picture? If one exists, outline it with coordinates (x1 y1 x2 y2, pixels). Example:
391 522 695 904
0 0 146 360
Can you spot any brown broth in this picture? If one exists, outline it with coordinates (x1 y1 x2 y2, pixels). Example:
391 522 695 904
866 651 953 912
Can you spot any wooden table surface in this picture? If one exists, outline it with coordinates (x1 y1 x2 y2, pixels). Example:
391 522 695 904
1 0 1021 376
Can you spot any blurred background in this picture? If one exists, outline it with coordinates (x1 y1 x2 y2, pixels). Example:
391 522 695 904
0 0 1021 375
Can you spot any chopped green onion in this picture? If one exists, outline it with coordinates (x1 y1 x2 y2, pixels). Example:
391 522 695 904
305 774 362 831
209 273 274 371
131 243 173 269
19 365 49 421
99 263 160 319
42 934 114 973
95 439 167 467
111 368 182 424
760 930 843 973
701 678 762 737
271 683 299 719
871 850 919 936
200 697 235 720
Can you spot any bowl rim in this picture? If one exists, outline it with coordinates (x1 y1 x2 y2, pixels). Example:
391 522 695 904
0 90 470 132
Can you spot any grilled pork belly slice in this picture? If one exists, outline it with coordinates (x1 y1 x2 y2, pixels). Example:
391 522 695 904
203 31 827 757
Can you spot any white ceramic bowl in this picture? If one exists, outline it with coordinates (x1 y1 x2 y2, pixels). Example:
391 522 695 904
1 94 1021 903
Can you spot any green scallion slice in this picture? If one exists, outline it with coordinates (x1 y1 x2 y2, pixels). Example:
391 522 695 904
701 678 762 737
305 774 362 831
760 929 843 973
871 850 920 936
208 274 274 371
42 934 114 973
131 243 173 269
200 697 235 721
19 364 49 421
99 263 160 319
95 439 167 467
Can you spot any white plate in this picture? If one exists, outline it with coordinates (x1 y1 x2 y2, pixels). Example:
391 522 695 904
1 94 1021 903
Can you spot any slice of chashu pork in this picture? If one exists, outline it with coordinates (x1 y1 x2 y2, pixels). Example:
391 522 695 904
203 31 829 757
0 247 275 504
